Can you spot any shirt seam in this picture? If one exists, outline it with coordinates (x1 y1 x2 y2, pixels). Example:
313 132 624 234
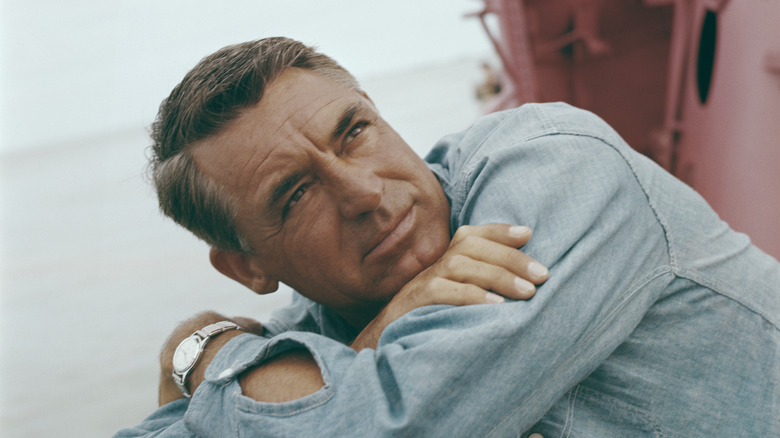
528 122 777 329
675 268 780 330
533 104 678 272
530 116 778 329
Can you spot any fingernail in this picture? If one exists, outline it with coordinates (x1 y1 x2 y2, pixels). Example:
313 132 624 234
514 277 535 296
485 292 505 304
508 225 530 238
528 262 548 280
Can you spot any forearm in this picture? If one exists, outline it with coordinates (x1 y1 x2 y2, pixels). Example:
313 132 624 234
158 312 261 405
189 282 658 437
350 224 547 351
163 251 659 435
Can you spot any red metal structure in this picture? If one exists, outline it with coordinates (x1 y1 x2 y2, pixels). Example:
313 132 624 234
471 0 780 259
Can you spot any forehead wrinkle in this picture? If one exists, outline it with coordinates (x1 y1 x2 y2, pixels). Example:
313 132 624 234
297 94 356 151
260 96 360 213
227 75 365 218
250 140 302 210
254 117 314 211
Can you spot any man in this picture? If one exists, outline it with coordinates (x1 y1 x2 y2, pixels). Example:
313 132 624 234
116 37 779 437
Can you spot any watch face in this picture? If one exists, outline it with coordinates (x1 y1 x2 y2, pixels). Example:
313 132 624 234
172 336 201 373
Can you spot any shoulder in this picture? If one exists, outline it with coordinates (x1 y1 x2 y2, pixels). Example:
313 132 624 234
426 104 672 270
428 102 646 224
426 102 623 175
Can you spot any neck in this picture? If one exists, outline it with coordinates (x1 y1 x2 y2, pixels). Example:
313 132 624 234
338 301 386 332
340 302 393 350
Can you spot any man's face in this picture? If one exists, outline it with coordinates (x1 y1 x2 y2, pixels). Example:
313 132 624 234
193 69 451 324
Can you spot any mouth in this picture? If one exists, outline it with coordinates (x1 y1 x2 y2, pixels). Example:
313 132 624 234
364 206 415 261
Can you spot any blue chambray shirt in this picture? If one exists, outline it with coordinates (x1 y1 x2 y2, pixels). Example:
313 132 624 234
116 103 780 437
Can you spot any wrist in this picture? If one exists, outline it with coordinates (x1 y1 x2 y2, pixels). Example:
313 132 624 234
185 328 245 392
170 320 245 397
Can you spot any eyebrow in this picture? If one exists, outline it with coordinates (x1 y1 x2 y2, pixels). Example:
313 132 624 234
268 172 304 210
332 101 362 141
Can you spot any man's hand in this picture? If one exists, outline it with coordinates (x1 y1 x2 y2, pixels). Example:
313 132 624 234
351 224 548 350
157 311 263 406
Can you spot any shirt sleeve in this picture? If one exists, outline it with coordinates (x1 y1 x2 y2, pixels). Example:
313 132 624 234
182 104 677 437
112 398 194 438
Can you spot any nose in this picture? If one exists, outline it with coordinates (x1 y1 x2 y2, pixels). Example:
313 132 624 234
328 163 384 220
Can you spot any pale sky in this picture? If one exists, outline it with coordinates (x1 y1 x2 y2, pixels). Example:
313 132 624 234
1 0 494 152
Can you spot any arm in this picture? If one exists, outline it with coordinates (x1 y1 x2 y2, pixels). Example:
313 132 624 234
157 311 325 407
236 224 546 402
157 312 261 406
165 223 547 401
116 223 547 437
350 223 547 351
113 311 255 438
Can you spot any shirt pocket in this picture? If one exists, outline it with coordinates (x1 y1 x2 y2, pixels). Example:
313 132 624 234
526 385 664 437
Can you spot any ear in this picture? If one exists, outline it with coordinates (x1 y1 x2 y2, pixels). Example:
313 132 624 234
209 247 279 295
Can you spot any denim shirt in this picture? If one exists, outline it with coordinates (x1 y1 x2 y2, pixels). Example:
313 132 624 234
115 103 780 437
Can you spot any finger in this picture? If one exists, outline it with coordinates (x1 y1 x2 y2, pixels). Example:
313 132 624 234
450 233 549 284
438 254 536 300
452 223 533 249
423 277 507 306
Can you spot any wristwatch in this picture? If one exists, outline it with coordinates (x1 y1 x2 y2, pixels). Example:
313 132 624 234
172 320 242 397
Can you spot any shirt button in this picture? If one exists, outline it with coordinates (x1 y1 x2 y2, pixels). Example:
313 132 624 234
528 434 544 438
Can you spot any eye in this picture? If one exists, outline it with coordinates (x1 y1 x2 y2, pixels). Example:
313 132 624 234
345 121 369 144
283 183 311 218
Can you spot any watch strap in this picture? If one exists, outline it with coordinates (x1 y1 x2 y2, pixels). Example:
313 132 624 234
172 320 243 397
195 320 243 340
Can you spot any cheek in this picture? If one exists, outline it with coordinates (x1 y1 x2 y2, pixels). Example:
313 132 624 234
280 209 346 270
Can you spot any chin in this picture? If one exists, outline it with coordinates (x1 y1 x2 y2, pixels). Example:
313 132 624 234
365 232 448 303
367 264 419 303
394 242 443 282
